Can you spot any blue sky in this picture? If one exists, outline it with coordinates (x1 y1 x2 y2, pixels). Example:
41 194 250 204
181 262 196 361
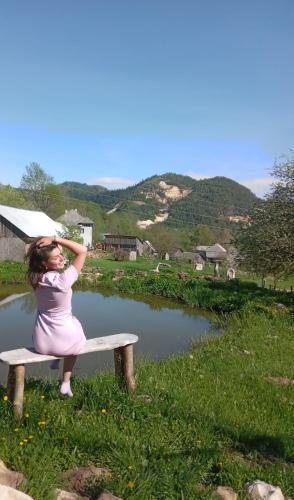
0 1 293 196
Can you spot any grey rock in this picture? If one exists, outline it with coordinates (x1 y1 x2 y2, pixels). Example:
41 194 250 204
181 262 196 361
212 485 238 500
63 465 111 495
55 489 89 499
0 460 25 489
96 491 123 500
246 480 284 500
0 485 32 500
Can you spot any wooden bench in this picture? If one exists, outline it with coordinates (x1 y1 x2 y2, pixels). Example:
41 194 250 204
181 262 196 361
0 333 138 418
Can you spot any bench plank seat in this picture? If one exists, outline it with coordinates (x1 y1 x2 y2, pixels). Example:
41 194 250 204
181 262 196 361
0 333 138 419
0 334 138 365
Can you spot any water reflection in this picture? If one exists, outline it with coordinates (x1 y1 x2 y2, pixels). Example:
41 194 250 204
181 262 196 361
0 286 218 383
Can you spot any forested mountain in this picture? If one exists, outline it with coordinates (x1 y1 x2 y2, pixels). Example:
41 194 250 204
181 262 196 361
0 173 258 252
59 174 257 229
60 181 107 201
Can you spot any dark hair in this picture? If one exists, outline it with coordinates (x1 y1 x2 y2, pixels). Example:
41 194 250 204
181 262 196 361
26 239 58 289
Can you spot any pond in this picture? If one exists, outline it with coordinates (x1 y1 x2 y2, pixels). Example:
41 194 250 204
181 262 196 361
0 285 217 383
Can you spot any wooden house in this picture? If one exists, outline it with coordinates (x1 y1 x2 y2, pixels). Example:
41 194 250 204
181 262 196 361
104 235 146 256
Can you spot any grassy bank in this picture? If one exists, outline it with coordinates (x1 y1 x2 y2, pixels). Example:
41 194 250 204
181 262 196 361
1 259 294 498
0 310 294 499
1 259 293 315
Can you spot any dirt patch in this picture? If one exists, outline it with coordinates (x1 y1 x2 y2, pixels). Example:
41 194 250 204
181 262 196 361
267 376 294 385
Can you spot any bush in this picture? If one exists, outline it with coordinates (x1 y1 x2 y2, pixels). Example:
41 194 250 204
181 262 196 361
112 249 128 261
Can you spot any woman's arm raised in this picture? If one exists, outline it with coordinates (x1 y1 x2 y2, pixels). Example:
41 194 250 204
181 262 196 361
37 236 87 273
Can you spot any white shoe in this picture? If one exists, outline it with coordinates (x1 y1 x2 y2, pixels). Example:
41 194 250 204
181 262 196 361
60 381 73 397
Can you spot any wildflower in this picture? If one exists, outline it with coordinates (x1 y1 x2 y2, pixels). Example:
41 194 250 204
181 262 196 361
101 408 107 415
128 465 133 470
25 413 30 418
14 428 20 432
3 395 8 401
37 421 46 427
40 395 45 400
23 439 28 443
19 441 24 446
28 435 33 440
127 480 135 489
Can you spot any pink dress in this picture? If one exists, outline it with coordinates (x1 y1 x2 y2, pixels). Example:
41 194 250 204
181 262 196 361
33 265 86 356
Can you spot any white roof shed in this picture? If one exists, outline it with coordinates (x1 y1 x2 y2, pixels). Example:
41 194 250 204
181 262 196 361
0 204 64 237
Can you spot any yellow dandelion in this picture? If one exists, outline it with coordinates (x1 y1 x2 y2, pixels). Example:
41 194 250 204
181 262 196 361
14 428 20 432
127 480 135 489
128 465 133 470
25 413 30 418
28 435 33 440
37 420 46 426
19 441 24 446
101 408 107 415
23 439 28 443
3 395 8 401
40 395 45 400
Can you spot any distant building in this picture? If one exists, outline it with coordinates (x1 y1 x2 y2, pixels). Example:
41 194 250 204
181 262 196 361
57 209 94 247
0 204 63 261
104 234 146 256
174 250 206 266
196 244 227 262
143 240 157 255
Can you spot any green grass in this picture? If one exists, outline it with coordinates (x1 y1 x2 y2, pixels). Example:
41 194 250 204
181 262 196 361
0 260 27 284
86 254 214 276
0 310 293 499
1 257 294 498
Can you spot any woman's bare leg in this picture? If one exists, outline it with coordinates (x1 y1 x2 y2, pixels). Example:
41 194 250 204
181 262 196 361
60 355 77 397
63 355 77 382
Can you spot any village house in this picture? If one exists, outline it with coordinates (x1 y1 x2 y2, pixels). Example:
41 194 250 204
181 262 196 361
57 209 94 247
0 204 63 261
104 234 149 256
174 250 206 266
196 243 227 262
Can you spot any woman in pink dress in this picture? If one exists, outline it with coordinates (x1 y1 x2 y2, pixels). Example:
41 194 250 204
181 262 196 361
26 236 87 397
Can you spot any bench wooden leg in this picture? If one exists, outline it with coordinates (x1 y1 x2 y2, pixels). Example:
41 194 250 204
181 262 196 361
7 364 25 419
114 347 124 381
7 365 16 400
114 344 136 394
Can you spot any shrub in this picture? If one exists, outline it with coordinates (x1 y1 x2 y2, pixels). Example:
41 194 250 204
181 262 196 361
112 249 128 261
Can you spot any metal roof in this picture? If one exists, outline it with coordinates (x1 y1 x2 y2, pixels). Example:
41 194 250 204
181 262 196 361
0 204 64 237
57 209 94 225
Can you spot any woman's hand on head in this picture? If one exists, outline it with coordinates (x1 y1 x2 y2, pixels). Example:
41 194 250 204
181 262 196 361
36 237 55 248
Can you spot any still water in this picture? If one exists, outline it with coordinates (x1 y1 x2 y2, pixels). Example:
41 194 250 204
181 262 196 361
0 286 216 383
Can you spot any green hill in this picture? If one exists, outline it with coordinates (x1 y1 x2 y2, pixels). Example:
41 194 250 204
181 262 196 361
59 174 257 228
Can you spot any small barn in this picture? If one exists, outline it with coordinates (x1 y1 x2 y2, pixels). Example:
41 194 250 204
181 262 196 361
0 204 64 262
196 244 227 262
205 244 227 262
174 250 206 266
104 235 145 256
57 209 94 247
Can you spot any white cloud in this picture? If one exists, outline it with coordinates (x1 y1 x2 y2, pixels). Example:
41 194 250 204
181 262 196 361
239 177 272 196
90 176 136 190
185 171 212 180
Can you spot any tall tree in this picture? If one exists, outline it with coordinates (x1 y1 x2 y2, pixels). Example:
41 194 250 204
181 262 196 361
148 225 179 257
20 162 54 210
235 152 294 280
191 224 215 247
